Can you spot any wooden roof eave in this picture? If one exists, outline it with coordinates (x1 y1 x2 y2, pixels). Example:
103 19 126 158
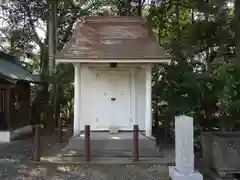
55 57 172 65
0 72 45 84
0 73 18 84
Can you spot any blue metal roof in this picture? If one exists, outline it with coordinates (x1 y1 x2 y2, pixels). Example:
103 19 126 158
0 52 41 83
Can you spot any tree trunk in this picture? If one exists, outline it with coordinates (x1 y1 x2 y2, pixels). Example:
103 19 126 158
137 0 142 16
125 0 132 16
234 0 240 68
45 0 58 132
48 0 56 101
175 0 180 41
55 98 60 128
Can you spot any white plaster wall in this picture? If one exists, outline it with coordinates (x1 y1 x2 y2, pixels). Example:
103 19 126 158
0 132 10 143
79 64 94 131
79 63 149 131
135 68 146 130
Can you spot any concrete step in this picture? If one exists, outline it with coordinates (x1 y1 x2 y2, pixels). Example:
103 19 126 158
61 132 163 158
67 138 156 150
60 148 164 157
62 136 162 157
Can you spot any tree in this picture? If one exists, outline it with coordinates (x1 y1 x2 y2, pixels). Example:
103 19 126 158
0 0 104 130
147 0 238 136
1 0 240 138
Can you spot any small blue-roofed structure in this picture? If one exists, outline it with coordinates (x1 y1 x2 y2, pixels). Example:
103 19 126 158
0 51 41 142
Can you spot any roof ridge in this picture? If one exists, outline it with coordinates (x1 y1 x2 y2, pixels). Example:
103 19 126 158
0 51 23 67
82 16 143 23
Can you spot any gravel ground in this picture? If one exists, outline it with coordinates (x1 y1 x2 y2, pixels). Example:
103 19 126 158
0 164 170 180
0 133 172 179
0 128 72 163
0 135 60 163
0 164 214 180
0 129 211 180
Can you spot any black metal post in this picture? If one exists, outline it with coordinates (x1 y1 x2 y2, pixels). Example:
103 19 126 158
156 126 161 151
58 116 63 143
33 124 40 162
133 125 139 161
84 125 90 162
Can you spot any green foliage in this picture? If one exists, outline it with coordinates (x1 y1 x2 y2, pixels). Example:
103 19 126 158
159 62 201 116
1 0 240 135
148 0 240 135
212 61 240 129
0 0 105 124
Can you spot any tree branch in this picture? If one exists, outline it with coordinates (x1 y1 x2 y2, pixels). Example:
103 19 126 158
22 0 44 49
0 44 7 52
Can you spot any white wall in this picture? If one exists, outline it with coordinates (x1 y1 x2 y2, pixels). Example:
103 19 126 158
78 63 150 131
79 64 94 131
135 68 146 130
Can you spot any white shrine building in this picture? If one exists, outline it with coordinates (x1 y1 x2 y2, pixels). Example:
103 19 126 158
55 16 171 137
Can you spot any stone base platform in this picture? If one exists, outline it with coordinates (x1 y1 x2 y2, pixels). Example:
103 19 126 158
169 166 203 180
60 132 165 157
203 168 238 180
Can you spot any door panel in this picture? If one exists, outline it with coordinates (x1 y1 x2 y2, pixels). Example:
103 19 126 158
108 71 131 128
92 70 132 130
92 71 112 128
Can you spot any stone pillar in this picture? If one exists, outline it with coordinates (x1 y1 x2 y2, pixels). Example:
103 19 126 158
73 63 81 135
169 115 203 180
145 65 152 137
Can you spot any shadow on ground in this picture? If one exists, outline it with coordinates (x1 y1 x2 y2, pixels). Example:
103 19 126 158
0 164 170 180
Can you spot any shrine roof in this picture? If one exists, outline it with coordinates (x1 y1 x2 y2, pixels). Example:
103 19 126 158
55 16 171 63
0 51 40 83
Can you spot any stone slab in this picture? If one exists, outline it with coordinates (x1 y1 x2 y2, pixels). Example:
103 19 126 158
169 166 203 180
109 125 120 134
175 115 194 174
74 132 152 140
66 139 156 150
68 132 156 149
204 168 238 180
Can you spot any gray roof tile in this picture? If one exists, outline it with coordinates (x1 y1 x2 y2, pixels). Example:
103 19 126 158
0 58 40 83
56 16 171 61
